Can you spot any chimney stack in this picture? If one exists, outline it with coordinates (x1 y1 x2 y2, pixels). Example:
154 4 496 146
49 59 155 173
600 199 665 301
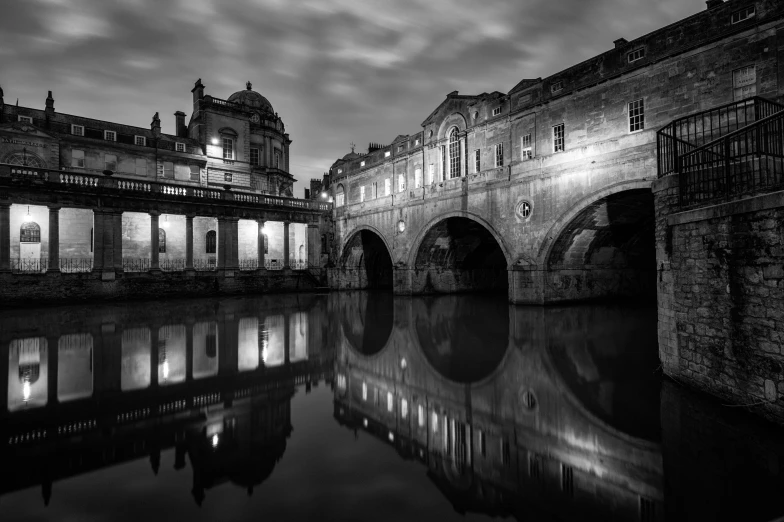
614 38 628 49
0 85 4 123
174 111 186 138
706 0 723 10
151 112 161 137
191 78 204 111
45 90 54 114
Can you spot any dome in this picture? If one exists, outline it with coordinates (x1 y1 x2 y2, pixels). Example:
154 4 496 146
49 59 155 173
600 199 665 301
227 81 274 113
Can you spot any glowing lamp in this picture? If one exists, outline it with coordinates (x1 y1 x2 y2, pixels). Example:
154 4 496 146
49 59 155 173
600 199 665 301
260 226 267 235
23 206 32 222
363 418 368 428
162 360 170 380
211 434 219 448
388 432 395 442
211 137 219 145
400 358 407 370
22 381 31 402
321 192 327 199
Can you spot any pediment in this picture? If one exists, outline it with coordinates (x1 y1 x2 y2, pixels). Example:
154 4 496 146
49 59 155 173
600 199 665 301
0 121 58 141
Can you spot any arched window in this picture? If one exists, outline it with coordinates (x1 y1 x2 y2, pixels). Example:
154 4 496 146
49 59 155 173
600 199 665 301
20 222 41 243
206 230 216 254
5 152 45 168
449 128 461 179
158 228 166 253
335 184 345 207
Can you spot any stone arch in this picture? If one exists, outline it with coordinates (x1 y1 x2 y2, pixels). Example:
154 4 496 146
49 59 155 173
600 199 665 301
437 112 468 141
339 225 393 289
3 151 46 168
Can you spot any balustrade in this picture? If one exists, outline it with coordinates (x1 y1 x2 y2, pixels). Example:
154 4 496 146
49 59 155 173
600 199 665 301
193 258 217 271
59 173 99 187
160 258 186 272
117 180 151 192
122 258 151 273
11 257 47 273
238 258 258 271
59 258 93 273
264 258 284 270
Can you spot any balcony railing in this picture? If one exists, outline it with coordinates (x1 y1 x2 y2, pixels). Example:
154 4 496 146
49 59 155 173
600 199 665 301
239 258 258 271
60 258 93 273
657 97 784 178
122 258 151 273
264 258 284 270
193 258 217 271
11 258 47 273
289 259 307 270
160 258 186 272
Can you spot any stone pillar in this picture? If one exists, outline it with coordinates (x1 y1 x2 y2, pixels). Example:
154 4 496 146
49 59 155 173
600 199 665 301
307 223 320 269
257 219 266 269
0 203 10 272
47 206 60 273
459 135 466 178
509 265 545 305
185 215 194 270
230 218 239 269
93 210 105 272
112 212 123 272
283 221 290 268
217 218 227 269
150 212 160 271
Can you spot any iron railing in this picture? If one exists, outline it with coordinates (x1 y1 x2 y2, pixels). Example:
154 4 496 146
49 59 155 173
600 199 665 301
679 109 784 206
264 258 284 270
160 258 186 272
289 259 307 270
60 258 93 273
11 258 47 273
123 258 150 273
238 258 259 271
657 97 784 178
193 258 217 271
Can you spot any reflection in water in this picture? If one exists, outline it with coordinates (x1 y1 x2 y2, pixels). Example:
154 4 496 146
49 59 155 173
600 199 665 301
1 293 784 521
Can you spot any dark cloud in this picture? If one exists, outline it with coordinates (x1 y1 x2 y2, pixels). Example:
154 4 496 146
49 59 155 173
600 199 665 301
0 0 706 195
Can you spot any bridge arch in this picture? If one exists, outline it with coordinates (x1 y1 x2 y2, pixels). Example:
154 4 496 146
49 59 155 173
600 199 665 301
338 225 393 289
408 211 512 294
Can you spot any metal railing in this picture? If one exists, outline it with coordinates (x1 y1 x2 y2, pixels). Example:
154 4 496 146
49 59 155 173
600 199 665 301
11 258 47 273
264 258 284 270
122 258 151 273
289 259 307 270
160 258 186 272
60 258 93 273
657 97 784 178
238 258 258 270
679 109 784 206
193 258 217 271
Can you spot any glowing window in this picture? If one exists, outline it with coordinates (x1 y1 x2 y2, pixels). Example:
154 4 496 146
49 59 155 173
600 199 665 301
387 392 393 412
521 134 532 159
384 178 391 196
362 382 368 401
495 143 504 167
222 137 234 160
360 186 365 202
449 128 461 178
432 412 439 432
553 123 565 153
418 405 425 427
401 399 408 419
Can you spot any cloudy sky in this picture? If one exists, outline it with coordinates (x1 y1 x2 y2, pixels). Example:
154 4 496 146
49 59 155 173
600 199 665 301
1 0 707 197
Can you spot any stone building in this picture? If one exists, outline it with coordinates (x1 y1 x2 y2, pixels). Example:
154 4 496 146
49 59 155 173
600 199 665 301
326 0 784 303
0 80 331 303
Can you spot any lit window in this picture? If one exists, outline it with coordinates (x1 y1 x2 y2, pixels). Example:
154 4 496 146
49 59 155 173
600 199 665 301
222 138 234 160
475 149 480 172
362 382 368 401
337 374 347 390
551 81 563 93
492 106 502 116
206 230 216 254
164 161 174 179
135 158 146 176
336 192 345 207
384 151 391 158
224 172 232 182
629 99 645 132
449 128 461 178
158 228 166 253
189 165 199 181
384 178 391 196
440 145 446 181
733 65 756 101
627 48 645 63
415 168 422 188
401 399 408 419
398 174 405 192
176 142 186 153
18 115 33 124
104 130 116 141
521 134 532 159
415 139 420 146
418 405 425 427
134 135 146 146
360 161 366 167
337 168 343 174
387 392 393 412
360 186 365 202
732 6 755 24
553 123 565 153
428 163 435 184
495 143 504 167
432 412 439 433
250 147 260 166
72 149 85 168
104 154 117 172
71 124 84 136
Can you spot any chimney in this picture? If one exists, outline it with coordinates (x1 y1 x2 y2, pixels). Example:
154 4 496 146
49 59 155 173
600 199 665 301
0 85 4 123
706 0 723 9
45 90 54 114
151 112 161 137
191 78 204 109
614 38 628 49
174 111 186 138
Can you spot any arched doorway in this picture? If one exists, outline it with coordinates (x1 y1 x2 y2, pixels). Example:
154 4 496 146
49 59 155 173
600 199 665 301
340 229 393 289
20 220 42 261
412 216 508 294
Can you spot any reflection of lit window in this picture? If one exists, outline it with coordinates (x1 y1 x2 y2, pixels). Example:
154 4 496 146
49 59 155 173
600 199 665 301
387 392 393 412
401 399 408 419
362 382 367 401
418 405 425 427
432 412 438 433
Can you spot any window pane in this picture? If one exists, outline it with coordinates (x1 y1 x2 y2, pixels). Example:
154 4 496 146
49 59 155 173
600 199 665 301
135 158 146 176
449 129 461 178
189 165 199 181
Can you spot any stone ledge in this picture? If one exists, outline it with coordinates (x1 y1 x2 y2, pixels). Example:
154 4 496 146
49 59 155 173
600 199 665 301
667 189 784 226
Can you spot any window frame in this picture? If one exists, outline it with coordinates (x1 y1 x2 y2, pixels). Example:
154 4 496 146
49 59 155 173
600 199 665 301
135 157 146 176
222 137 234 160
71 124 84 136
205 230 217 254
553 123 565 153
158 228 166 254
521 134 533 159
495 143 504 168
71 149 85 168
448 128 461 179
492 106 502 116
17 115 33 124
384 178 391 196
398 173 405 192
189 165 199 181
175 142 186 153
360 185 365 202
134 135 146 147
163 161 174 179
104 130 117 142
250 147 260 166
628 98 645 133
627 47 646 63
104 153 118 172
551 81 563 94
428 163 435 184
731 5 755 24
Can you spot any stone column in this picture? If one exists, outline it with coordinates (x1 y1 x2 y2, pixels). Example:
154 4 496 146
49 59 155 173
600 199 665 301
150 212 160 271
112 212 123 272
307 223 320 269
217 218 227 269
92 210 105 272
185 215 194 270
230 218 239 269
0 203 10 272
47 206 60 273
257 219 266 269
283 221 290 268
459 136 466 178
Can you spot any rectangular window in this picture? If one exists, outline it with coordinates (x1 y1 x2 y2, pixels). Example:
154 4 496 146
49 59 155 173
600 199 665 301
521 134 532 159
176 142 186 153
478 430 486 457
428 164 434 184
398 174 405 192
732 6 755 24
104 154 117 172
733 65 757 100
72 149 85 168
336 192 345 207
432 412 439 433
71 124 84 136
384 151 391 158
475 149 480 172
627 47 645 63
175 164 189 179
372 181 378 199
250 148 260 166
163 161 174 179
362 382 367 401
360 160 366 167
629 99 645 132
135 158 146 176
418 405 425 427
398 145 404 152
360 186 365 202
384 178 391 196
134 135 146 146
337 168 343 174
415 168 422 188
104 130 116 141
18 115 33 124
401 399 408 419
222 138 234 160
492 106 502 116
189 165 199 181
415 139 420 146
224 172 232 182
495 143 504 167
551 81 563 93
553 123 565 153
387 392 393 412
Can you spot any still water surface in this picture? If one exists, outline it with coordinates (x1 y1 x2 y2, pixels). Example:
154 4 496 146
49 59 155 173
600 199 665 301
0 292 783 521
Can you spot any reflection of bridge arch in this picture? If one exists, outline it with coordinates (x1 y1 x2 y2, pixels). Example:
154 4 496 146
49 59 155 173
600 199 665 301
335 291 394 358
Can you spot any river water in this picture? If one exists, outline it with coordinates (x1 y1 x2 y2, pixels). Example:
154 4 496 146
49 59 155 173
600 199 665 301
1 292 782 521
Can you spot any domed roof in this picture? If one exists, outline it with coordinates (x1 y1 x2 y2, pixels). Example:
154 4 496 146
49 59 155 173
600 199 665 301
227 81 274 113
